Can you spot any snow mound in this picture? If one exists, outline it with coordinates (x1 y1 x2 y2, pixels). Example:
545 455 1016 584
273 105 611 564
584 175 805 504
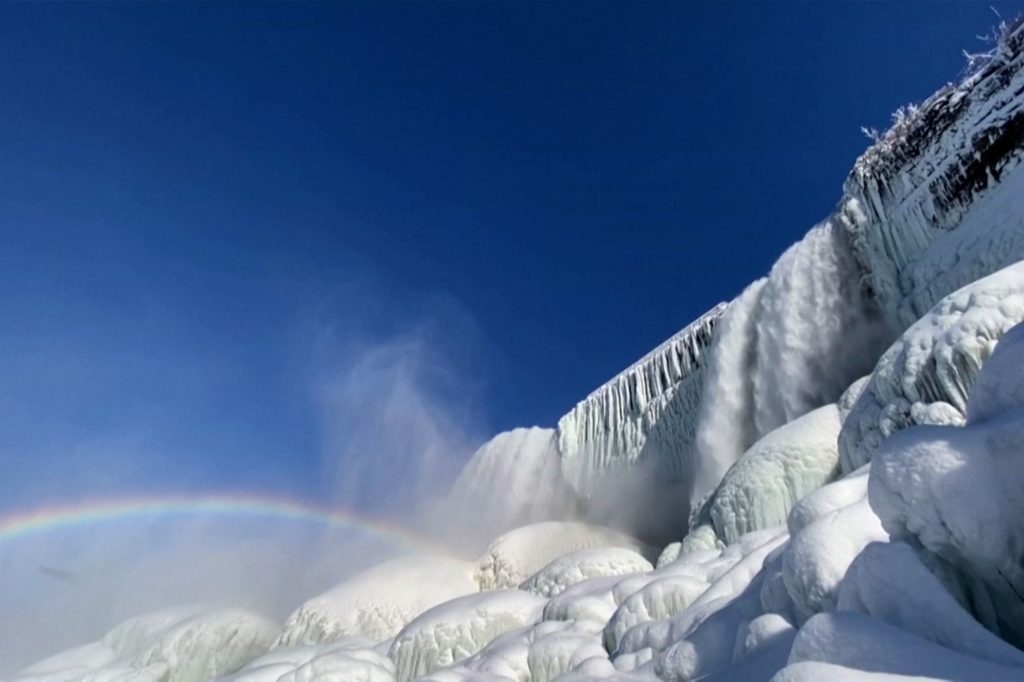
473 521 648 591
782 611 1024 681
839 260 1024 473
603 574 709 653
782 496 887 624
966 320 1024 423
387 590 547 682
869 324 1024 647
16 606 278 682
275 554 477 647
225 638 395 682
519 547 652 598
708 405 842 544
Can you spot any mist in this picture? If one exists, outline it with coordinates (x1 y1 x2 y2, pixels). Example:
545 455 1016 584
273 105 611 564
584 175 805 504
0 284 494 674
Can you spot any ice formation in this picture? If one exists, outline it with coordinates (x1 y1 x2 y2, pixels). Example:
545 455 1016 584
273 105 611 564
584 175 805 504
841 21 1024 330
16 15 1024 682
519 547 653 598
691 221 893 513
556 306 725 514
473 521 650 591
14 606 278 682
707 405 841 544
839 260 1024 472
275 554 478 647
388 590 548 682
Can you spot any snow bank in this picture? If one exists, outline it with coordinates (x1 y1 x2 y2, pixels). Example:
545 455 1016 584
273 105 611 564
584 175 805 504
708 405 841 544
474 521 648 591
387 590 547 682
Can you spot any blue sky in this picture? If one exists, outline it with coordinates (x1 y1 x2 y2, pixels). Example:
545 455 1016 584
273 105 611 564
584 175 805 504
2 2 1022 514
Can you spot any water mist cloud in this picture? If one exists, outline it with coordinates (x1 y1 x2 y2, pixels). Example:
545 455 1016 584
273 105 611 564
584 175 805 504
0 280 494 674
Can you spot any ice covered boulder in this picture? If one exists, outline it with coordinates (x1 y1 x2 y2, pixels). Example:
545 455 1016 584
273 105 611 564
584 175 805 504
474 521 649 591
615 530 786 658
603 574 709 652
520 547 653 598
782 496 887 624
784 611 1024 681
837 376 870 423
839 261 1024 472
541 574 626 632
446 427 579 540
431 619 610 682
708 405 842 545
786 468 869 536
869 327 1024 646
837 541 1024 668
966 321 1024 423
16 606 278 682
387 589 548 682
226 638 395 682
276 554 477 647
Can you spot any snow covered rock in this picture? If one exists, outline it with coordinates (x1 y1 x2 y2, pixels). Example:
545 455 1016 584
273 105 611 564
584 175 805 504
226 638 395 682
786 468 869 536
837 541 1024 668
16 606 278 682
519 547 653 598
603 574 709 653
839 260 1024 473
474 521 649 591
387 590 548 682
276 554 477 647
868 327 1024 647
708 405 842 545
782 611 1024 681
782 496 887 624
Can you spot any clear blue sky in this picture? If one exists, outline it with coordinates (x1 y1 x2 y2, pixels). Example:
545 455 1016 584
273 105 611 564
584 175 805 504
2 2 1022 513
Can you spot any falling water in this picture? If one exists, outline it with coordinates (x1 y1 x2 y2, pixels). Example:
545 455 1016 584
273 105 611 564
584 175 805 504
691 221 894 513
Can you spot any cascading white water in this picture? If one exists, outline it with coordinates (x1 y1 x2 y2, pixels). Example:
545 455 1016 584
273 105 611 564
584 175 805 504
691 221 894 512
690 278 766 510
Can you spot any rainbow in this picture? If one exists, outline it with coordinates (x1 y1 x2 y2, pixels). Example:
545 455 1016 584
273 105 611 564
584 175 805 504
0 493 451 555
